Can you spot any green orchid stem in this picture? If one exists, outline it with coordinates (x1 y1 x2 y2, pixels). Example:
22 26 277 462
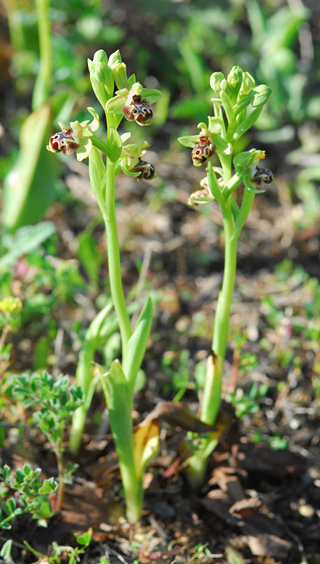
187 188 256 489
186 204 238 489
32 0 51 109
204 207 237 424
105 159 132 357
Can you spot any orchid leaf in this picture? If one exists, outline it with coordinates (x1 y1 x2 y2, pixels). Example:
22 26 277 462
2 103 59 232
123 297 153 402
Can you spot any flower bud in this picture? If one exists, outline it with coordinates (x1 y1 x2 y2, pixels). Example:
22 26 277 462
93 49 109 66
88 51 114 106
192 135 216 166
210 72 225 94
108 50 122 67
240 72 255 96
248 84 272 107
227 66 242 89
112 62 129 90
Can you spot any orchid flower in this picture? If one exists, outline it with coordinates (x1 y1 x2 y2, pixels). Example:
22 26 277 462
47 107 100 161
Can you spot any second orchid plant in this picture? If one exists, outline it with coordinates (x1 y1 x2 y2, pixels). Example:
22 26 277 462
47 49 161 523
178 67 273 489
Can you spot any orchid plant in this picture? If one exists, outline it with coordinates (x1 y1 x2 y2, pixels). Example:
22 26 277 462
47 49 161 523
178 66 273 489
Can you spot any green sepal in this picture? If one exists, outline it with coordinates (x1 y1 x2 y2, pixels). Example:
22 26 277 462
108 50 122 67
107 127 122 163
128 74 137 87
208 116 224 134
2 103 59 232
123 297 153 402
122 169 141 178
177 134 200 148
244 182 265 194
188 195 215 205
106 96 125 114
140 88 162 103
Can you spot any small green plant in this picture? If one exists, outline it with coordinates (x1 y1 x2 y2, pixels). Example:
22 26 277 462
230 382 269 419
47 49 161 523
252 431 289 450
178 66 273 488
190 543 214 562
162 349 193 402
24 528 93 564
0 461 58 529
12 371 83 510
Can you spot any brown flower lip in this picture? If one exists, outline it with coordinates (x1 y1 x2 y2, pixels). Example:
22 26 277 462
48 128 80 156
123 94 153 126
192 135 216 166
252 166 274 186
131 158 156 182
